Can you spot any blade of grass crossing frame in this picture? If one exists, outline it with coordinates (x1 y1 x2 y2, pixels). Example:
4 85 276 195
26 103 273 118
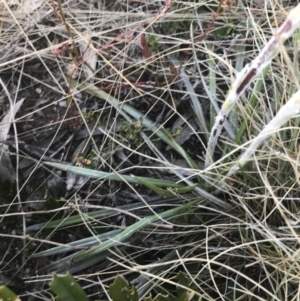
43 162 187 188
70 79 199 170
235 66 269 144
73 198 200 262
133 175 197 196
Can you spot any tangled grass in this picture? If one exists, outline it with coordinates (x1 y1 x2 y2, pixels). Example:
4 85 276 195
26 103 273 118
1 0 300 300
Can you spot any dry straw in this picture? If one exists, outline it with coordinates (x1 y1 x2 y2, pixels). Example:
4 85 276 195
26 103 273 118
205 4 300 184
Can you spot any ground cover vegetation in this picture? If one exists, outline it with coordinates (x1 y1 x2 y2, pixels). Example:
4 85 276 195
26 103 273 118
1 0 300 300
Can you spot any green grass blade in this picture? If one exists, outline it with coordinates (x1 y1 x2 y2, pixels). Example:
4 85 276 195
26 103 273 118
73 198 199 262
43 162 186 188
133 175 197 196
235 66 269 144
32 229 122 257
70 79 199 170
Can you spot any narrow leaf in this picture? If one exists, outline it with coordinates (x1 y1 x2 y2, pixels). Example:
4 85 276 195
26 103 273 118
69 79 199 170
73 199 199 262
43 162 184 188
134 176 197 196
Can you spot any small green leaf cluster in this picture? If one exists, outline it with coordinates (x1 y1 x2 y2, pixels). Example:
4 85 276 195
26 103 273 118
119 118 145 147
146 34 163 53
82 108 99 125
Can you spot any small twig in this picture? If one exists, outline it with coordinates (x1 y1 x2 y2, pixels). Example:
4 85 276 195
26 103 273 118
52 0 80 59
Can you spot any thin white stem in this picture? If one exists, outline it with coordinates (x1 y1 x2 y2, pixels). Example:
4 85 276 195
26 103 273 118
205 4 300 168
219 89 300 187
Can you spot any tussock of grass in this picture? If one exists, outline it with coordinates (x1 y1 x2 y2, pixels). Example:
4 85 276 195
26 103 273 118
1 0 300 300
